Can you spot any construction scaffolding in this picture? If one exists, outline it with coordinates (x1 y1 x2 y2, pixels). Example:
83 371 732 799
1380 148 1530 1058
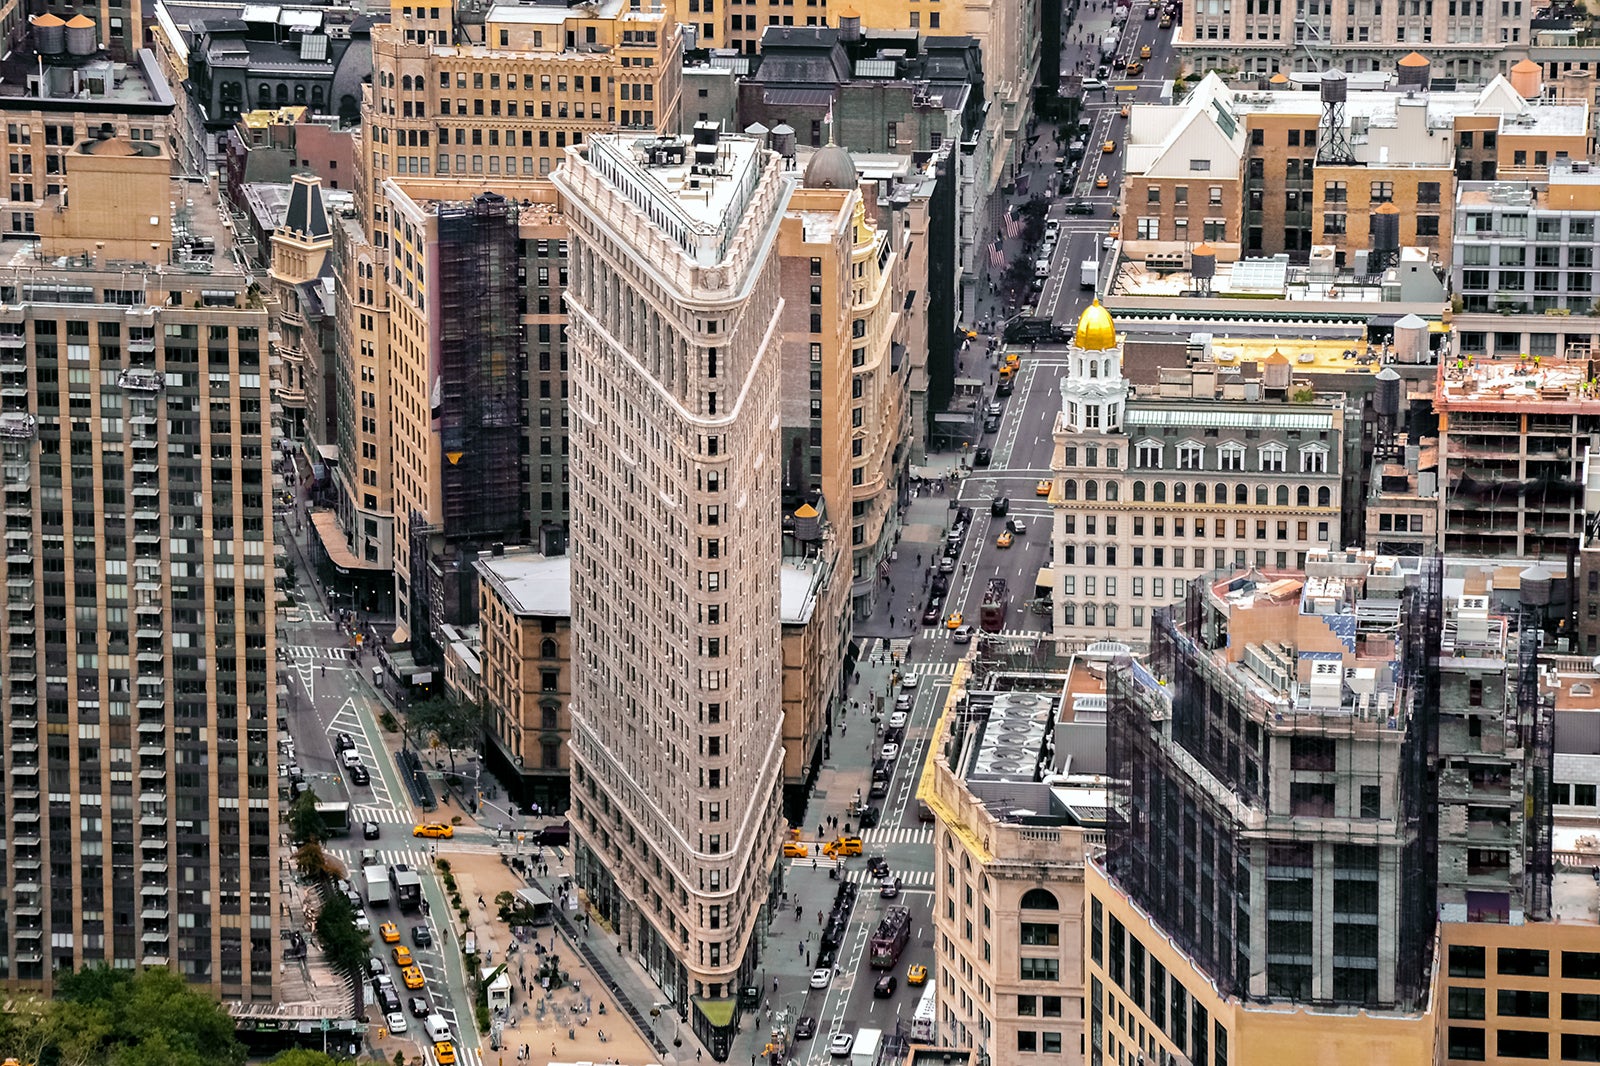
1517 622 1555 922
433 192 526 543
1107 558 1443 1012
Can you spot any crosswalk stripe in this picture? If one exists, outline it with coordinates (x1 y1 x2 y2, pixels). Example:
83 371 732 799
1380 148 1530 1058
861 826 934 846
352 806 414 824
845 868 934 888
282 644 357 661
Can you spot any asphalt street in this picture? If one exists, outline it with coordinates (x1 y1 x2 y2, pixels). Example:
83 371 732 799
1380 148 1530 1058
761 9 1185 1062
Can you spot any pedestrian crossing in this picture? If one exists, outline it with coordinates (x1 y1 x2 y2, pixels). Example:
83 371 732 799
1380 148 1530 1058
902 661 959 679
919 627 1047 642
328 844 431 869
845 867 934 888
862 826 934 847
282 643 356 662
353 806 417 825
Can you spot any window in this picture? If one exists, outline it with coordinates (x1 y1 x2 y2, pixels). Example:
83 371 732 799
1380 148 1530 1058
1449 1027 1486 1062
1178 441 1205 469
1324 180 1347 203
1219 443 1244 471
1496 1030 1549 1060
1497 989 1549 1018
1370 180 1394 203
1498 949 1549 977
1449 987 1486 1019
1020 958 1060 981
1137 441 1163 468
1300 445 1328 473
1259 444 1286 471
1566 952 1600 980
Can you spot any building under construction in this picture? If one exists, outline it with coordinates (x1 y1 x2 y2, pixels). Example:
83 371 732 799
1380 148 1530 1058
1106 548 1441 1011
405 192 528 657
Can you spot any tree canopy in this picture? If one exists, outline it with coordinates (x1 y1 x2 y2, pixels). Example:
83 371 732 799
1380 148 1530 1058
0 967 245 1066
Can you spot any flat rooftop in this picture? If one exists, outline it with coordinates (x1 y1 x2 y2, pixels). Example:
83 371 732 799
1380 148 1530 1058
476 550 571 617
0 48 175 109
486 0 668 23
584 131 767 262
1436 352 1598 410
779 557 822 626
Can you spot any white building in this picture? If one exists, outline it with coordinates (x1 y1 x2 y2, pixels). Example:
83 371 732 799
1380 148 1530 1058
551 128 789 1041
1050 301 1346 648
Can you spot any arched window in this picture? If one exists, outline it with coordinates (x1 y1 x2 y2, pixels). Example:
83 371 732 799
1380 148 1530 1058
1297 486 1311 507
402 74 413 91
1277 485 1290 507
1085 480 1098 501
1153 481 1166 503
1020 888 1059 910
1318 486 1332 507
1194 483 1207 504
1234 484 1249 505
294 83 306 103
541 638 558 659
1064 480 1077 501
1106 481 1119 502
1215 482 1228 505
1132 481 1146 502
1173 482 1186 503
258 83 271 106
1088 360 1099 378
1255 485 1268 506
276 82 289 103
312 84 325 107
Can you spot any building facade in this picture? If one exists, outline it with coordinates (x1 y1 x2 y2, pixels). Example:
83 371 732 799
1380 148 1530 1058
553 130 789 1051
1050 302 1345 649
0 235 277 996
1452 158 1600 315
476 548 573 814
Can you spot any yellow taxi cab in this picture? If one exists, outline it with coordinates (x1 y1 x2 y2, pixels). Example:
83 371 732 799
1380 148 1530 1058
1126 60 1144 75
1035 479 1052 497
1095 174 1109 189
783 841 809 858
945 611 964 630
379 922 400 944
1120 103 1131 118
1003 350 1020 370
907 964 928 986
996 530 1015 548
1104 140 1118 154
435 1041 458 1065
402 965 426 990
833 836 863 856
412 823 454 839
392 945 413 967
998 362 1015 381
1140 43 1152 57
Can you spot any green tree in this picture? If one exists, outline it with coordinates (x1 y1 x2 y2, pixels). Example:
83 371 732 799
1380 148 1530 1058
315 889 372 1012
404 695 485 771
288 788 327 844
2 967 245 1066
269 1049 348 1066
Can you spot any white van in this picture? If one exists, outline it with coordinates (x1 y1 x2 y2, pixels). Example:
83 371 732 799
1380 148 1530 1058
424 1014 453 1043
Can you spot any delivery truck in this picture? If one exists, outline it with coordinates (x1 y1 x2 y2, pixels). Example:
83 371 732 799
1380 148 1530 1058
363 864 391 907
1081 259 1098 290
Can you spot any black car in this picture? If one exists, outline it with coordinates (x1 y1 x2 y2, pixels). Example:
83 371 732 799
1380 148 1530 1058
334 732 355 752
796 1017 817 1040
874 975 899 998
409 996 431 1019
866 855 890 878
931 574 950 597
868 780 889 800
857 805 880 829
973 447 992 467
362 820 381 840
983 414 1001 433
996 378 1014 397
349 764 371 787
956 505 973 525
921 605 941 625
412 924 433 948
991 496 1010 517
1066 200 1095 216
375 984 401 1013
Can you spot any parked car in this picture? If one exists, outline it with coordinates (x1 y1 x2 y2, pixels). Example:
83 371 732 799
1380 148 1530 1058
349 764 371 786
334 732 355 752
974 447 992 467
983 414 1001 433
921 605 941 626
857 806 880 829
888 711 909 730
810 968 833 990
901 674 920 690
796 1016 817 1040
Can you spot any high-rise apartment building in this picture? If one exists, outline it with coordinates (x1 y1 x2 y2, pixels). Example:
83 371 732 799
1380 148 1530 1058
0 189 276 996
553 129 789 1051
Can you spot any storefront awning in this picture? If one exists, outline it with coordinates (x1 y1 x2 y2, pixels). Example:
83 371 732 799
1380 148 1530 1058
308 511 388 574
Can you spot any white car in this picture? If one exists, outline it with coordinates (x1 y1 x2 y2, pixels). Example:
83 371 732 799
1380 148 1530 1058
386 1010 409 1034
829 1033 855 1057
341 748 363 769
888 711 908 730
900 674 920 690
810 968 832 989
354 911 371 933
880 743 901 762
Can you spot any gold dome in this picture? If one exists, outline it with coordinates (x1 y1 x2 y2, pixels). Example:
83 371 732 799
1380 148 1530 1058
1074 299 1118 351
